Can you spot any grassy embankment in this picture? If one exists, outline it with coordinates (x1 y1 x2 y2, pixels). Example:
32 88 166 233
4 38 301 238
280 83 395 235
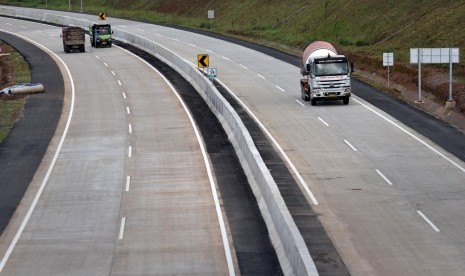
1 0 465 112
0 41 30 143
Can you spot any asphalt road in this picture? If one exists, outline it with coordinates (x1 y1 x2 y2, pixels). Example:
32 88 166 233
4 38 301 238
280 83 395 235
0 31 63 234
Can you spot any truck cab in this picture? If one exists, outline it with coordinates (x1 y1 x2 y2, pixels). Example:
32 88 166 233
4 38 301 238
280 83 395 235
300 41 352 106
303 56 352 105
89 24 113 48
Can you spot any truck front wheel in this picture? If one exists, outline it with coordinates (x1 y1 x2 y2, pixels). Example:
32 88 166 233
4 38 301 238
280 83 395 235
311 97 317 106
301 86 308 101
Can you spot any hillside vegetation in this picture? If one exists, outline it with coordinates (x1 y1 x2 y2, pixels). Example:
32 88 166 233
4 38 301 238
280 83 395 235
2 0 465 112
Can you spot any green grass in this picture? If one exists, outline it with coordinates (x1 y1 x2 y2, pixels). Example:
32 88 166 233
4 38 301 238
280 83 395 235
0 41 30 143
1 0 465 111
0 99 25 142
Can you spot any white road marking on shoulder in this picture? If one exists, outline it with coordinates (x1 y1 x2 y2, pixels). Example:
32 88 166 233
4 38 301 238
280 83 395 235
128 146 132 158
318 117 329 127
344 140 358 151
353 98 465 174
103 62 108 67
126 107 130 114
257 74 265 79
240 64 248 69
128 124 132 134
118 80 122 86
122 92 126 99
417 210 440 232
376 169 393 185
95 55 100 59
222 56 230 60
111 71 115 76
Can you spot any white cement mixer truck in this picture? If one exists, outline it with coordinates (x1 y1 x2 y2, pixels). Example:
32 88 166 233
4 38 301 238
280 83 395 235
300 41 352 105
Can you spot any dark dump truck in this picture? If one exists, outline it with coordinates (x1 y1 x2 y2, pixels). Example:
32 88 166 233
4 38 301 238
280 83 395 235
61 26 85 53
89 24 113 48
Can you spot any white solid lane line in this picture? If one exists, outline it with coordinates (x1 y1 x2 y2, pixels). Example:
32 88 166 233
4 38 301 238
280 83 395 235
417 211 440 232
376 169 393 185
216 78 319 206
119 217 126 240
0 31 75 272
318 117 329 127
353 97 465 174
344 140 358 152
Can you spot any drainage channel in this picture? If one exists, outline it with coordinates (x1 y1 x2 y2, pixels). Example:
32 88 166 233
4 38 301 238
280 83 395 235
114 41 283 275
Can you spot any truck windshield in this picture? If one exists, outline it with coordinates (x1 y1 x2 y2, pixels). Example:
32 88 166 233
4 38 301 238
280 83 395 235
97 27 110 35
314 60 349 76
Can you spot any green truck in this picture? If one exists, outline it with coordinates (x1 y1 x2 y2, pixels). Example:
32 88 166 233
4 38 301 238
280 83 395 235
89 24 113 48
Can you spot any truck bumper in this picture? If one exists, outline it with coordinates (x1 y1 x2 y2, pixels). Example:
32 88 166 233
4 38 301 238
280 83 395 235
311 90 351 100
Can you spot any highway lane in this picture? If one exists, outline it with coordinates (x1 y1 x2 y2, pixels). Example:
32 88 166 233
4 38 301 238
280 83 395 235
0 18 233 275
58 13 465 276
3 8 465 275
110 21 465 275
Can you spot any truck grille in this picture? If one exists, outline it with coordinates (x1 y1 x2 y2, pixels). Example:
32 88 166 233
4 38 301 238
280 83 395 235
318 80 346 89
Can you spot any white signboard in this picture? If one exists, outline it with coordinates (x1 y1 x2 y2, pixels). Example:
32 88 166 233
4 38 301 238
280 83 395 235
208 10 214 19
410 48 459 64
207 68 217 79
383 53 394 66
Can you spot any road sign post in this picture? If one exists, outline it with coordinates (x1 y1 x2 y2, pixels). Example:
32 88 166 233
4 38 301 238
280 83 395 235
197 54 209 68
208 10 214 30
383 53 394 88
410 48 459 103
207 68 217 80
